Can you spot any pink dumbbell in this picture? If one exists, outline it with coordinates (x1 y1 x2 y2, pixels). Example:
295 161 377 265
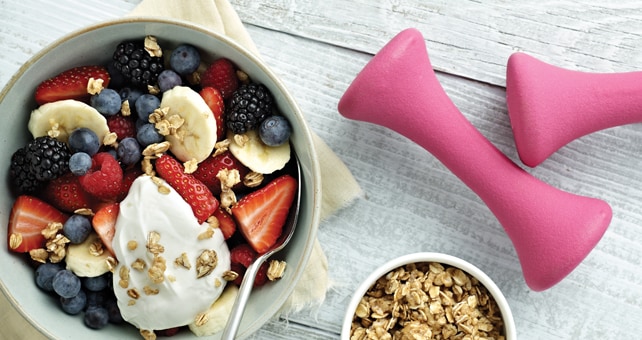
338 28 612 291
506 52 642 167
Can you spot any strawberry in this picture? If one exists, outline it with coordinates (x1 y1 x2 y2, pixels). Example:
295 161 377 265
92 202 119 256
229 243 269 287
200 58 239 100
107 114 136 141
199 87 226 140
42 172 95 213
79 152 123 202
34 65 111 105
7 195 68 253
231 174 297 254
116 166 143 202
155 154 219 224
192 150 249 195
213 208 236 240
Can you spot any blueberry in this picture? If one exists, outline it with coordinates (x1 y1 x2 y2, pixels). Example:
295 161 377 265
105 299 124 324
136 123 164 147
86 290 110 309
52 269 81 299
135 118 148 131
84 306 110 329
82 274 109 292
35 262 64 292
68 128 100 156
135 94 160 121
119 87 143 105
68 152 92 176
169 44 201 75
90 88 121 116
117 137 142 165
157 69 183 92
60 289 86 315
259 115 292 146
63 214 92 244
105 148 118 160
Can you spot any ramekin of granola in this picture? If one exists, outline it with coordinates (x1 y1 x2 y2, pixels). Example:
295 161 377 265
343 252 516 340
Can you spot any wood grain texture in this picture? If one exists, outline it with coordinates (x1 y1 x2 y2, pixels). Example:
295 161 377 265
1 1 642 339
231 0 642 86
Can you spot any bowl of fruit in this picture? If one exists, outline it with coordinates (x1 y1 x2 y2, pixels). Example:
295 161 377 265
0 17 321 339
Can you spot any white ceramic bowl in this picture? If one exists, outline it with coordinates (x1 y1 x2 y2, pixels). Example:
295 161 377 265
0 17 321 339
342 252 516 339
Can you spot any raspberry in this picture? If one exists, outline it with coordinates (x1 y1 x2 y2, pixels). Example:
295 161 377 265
230 243 256 267
225 83 274 134
79 153 123 202
229 243 270 287
230 262 246 286
253 262 269 287
107 114 136 141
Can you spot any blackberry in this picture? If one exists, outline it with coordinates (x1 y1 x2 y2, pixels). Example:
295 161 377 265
112 41 164 88
9 146 43 194
225 83 274 134
26 136 71 182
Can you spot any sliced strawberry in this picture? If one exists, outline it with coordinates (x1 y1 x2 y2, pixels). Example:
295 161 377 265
116 166 143 202
155 154 219 224
200 58 238 100
35 65 111 105
231 174 297 254
213 208 236 240
79 152 123 202
107 114 136 141
192 150 249 195
7 196 68 253
41 172 95 213
92 203 119 256
199 87 225 140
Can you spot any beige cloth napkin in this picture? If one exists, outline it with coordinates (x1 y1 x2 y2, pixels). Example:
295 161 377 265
2 0 362 338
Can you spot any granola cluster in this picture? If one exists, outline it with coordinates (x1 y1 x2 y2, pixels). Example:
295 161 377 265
350 262 505 340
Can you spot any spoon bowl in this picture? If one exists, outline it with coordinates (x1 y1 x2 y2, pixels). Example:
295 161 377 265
222 153 302 339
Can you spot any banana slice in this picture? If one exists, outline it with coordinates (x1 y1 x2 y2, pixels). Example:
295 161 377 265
65 232 112 278
160 86 217 163
28 99 110 143
188 285 239 337
228 130 291 174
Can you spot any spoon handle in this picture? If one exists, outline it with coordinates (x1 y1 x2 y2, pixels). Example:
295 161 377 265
221 257 266 339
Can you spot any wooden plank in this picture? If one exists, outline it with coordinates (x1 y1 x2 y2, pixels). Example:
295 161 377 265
232 0 642 87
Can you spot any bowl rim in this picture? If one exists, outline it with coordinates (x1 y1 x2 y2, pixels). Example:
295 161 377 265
0 16 322 339
341 251 517 339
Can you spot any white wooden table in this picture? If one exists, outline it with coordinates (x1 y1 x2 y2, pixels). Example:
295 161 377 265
2 1 642 339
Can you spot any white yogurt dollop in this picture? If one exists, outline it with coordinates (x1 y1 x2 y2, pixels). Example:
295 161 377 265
112 176 230 331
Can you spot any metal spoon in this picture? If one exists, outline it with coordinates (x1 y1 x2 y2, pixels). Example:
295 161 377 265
221 154 301 340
